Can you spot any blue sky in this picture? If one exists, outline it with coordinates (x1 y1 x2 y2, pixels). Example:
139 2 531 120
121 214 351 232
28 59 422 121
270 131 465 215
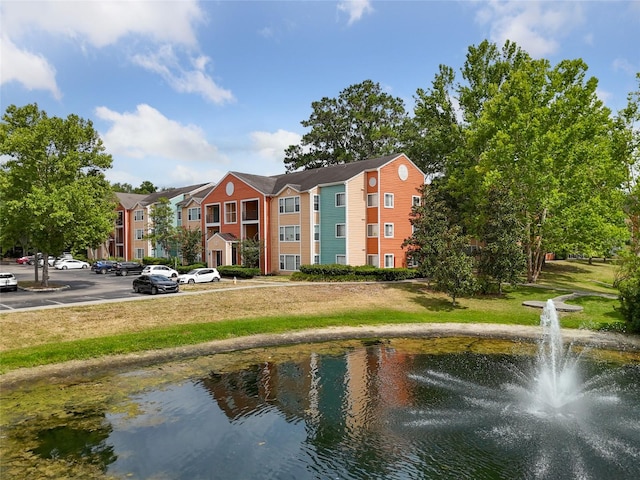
1 1 638 189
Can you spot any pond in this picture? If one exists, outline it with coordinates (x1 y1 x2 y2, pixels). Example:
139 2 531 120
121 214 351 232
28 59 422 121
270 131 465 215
2 327 639 479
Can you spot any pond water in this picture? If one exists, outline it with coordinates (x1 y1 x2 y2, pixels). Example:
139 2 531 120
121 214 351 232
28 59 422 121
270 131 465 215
2 332 639 479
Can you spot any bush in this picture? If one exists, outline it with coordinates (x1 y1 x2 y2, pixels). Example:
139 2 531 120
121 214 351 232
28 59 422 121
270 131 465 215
176 262 207 274
295 264 418 282
217 265 260 279
143 256 167 266
617 278 640 333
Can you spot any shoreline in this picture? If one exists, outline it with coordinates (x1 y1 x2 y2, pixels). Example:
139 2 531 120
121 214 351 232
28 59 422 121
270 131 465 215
2 322 639 391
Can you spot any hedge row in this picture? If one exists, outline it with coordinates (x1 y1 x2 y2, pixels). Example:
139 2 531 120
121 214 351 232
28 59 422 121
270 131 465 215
217 265 261 279
294 264 418 282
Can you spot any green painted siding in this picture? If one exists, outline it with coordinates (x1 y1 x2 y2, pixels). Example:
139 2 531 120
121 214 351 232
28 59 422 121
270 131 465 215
319 185 345 263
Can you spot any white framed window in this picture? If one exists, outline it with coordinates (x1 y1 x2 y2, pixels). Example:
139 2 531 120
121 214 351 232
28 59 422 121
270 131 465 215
279 254 300 271
367 224 378 238
279 225 301 242
367 255 379 267
336 255 346 265
188 207 201 221
313 255 320 265
134 209 144 221
314 224 319 241
279 196 300 213
224 202 237 223
336 223 346 238
384 254 394 268
412 195 421 206
313 195 320 211
384 223 394 238
135 229 144 240
336 192 346 207
135 248 144 259
384 193 394 208
367 193 378 207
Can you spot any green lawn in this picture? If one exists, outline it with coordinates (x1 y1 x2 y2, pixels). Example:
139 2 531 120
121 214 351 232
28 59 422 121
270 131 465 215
0 259 628 375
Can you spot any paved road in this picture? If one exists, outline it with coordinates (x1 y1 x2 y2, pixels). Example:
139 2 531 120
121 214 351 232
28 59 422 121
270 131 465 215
0 264 141 311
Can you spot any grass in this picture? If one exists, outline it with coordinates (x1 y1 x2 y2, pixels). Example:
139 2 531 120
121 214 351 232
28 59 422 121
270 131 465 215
0 259 628 375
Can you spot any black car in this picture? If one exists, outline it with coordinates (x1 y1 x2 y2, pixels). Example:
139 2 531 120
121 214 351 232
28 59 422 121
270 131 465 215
92 260 116 274
132 275 180 295
114 261 145 276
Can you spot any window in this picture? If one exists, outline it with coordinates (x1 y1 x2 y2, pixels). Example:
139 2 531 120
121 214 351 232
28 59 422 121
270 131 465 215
177 211 182 221
224 202 237 223
279 196 300 213
384 193 394 208
336 255 346 265
314 224 319 241
188 207 201 221
135 248 144 259
135 229 144 240
384 254 394 268
367 224 378 237
280 254 300 271
412 195 421 206
134 209 144 221
279 225 301 242
313 195 320 211
313 255 320 265
336 192 346 207
367 193 378 207
367 255 379 267
336 223 346 238
384 223 394 238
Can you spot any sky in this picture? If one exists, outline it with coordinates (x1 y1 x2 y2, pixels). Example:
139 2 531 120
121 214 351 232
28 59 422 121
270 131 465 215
1 1 639 190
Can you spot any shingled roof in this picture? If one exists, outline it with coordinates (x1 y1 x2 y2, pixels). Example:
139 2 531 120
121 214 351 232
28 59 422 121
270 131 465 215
230 154 404 196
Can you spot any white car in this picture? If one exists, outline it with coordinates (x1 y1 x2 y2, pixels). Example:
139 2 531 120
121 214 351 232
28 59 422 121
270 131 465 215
54 259 90 270
141 265 179 279
0 272 18 292
178 267 221 284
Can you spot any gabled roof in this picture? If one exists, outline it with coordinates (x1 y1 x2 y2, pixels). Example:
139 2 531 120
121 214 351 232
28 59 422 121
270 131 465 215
225 154 408 198
142 183 211 205
115 192 148 210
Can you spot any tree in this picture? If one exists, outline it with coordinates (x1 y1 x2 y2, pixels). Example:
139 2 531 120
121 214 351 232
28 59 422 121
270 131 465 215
146 198 177 258
178 227 203 265
433 226 476 306
0 103 115 286
284 80 408 172
135 181 157 194
434 41 629 282
239 237 263 269
403 183 450 282
477 185 527 293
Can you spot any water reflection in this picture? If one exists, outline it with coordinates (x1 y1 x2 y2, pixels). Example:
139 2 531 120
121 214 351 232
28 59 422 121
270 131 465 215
8 339 640 479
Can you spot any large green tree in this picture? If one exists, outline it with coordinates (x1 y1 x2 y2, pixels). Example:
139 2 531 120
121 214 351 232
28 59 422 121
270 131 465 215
284 80 408 172
432 41 629 282
0 103 116 286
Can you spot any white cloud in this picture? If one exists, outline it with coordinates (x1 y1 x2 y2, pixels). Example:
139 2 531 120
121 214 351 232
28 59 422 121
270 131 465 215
132 46 234 105
613 58 638 76
337 0 374 25
250 129 302 162
95 104 227 164
1 0 203 47
0 35 61 99
475 1 584 57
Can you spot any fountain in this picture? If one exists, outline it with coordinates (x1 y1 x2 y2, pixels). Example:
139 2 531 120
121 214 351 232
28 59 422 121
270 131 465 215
2 301 639 479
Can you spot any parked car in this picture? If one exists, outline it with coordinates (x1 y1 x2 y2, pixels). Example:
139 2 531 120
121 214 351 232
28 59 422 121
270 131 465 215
178 267 221 284
114 261 145 276
0 272 18 292
29 255 55 267
16 256 32 264
55 259 90 270
132 275 179 295
53 253 74 266
92 260 116 274
141 265 179 278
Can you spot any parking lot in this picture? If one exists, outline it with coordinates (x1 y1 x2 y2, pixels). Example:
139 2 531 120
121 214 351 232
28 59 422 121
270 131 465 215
0 264 144 311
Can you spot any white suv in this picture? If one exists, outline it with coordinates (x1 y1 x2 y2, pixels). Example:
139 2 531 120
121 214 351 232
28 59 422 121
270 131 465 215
141 265 179 279
0 272 18 292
